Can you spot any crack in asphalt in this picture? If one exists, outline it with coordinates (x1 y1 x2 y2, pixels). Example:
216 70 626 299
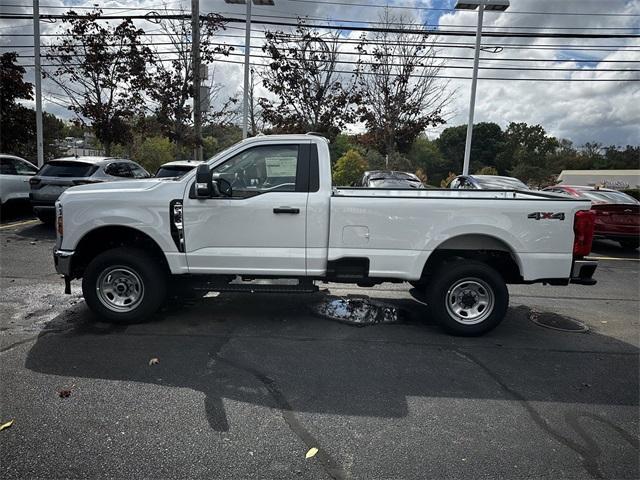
212 349 348 480
456 349 639 480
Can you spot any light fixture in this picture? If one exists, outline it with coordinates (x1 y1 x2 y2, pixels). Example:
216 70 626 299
454 0 510 11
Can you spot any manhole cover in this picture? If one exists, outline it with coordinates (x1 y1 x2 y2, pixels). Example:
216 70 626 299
529 311 589 333
312 296 400 326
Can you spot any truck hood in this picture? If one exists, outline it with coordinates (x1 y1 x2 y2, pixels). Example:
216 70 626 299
63 178 170 194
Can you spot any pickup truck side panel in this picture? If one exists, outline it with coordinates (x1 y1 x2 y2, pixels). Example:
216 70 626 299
329 190 590 281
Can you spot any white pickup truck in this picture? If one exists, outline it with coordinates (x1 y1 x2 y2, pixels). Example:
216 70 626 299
53 134 598 335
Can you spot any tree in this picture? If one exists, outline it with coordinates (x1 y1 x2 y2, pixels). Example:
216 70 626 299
45 8 154 155
498 122 559 185
259 22 361 140
0 52 65 160
149 9 234 158
355 10 451 155
475 166 498 175
134 136 175 173
332 149 368 186
436 122 504 174
408 135 446 185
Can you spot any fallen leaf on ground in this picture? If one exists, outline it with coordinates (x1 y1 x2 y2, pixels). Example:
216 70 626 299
0 420 14 431
149 358 159 366
57 389 72 398
305 447 319 459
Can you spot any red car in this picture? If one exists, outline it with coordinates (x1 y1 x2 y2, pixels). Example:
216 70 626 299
543 185 640 250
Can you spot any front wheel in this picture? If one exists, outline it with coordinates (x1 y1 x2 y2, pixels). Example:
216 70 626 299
82 247 167 323
425 260 509 336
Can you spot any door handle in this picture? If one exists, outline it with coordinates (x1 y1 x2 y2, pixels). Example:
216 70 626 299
273 207 300 214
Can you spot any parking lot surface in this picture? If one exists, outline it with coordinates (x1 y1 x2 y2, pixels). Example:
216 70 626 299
1 215 638 479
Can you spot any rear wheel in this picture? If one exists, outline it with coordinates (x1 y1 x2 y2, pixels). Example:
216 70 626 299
619 238 639 250
82 247 167 323
425 260 509 336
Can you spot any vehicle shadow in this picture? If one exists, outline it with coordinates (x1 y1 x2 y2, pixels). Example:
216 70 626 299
591 238 639 259
24 292 639 434
12 222 55 241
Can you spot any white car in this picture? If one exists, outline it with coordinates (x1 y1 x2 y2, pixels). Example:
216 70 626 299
53 134 598 336
155 160 203 178
0 154 38 207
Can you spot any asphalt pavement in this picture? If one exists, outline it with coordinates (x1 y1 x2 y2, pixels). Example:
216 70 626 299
0 213 638 480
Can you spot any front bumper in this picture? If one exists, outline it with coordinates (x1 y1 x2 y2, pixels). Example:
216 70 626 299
54 249 74 276
570 259 598 285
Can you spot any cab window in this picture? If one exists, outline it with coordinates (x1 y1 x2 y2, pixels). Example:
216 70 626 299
212 145 299 198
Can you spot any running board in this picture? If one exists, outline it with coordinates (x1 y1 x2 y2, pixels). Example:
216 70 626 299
193 278 319 294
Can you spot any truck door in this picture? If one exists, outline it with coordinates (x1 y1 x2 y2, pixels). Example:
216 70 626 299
182 142 311 275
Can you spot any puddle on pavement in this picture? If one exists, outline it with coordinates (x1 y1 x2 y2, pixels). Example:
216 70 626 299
312 295 401 326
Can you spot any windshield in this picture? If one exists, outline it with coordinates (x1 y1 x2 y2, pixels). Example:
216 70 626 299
155 166 195 178
38 161 97 178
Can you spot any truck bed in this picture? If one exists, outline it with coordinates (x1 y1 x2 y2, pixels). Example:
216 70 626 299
326 187 590 282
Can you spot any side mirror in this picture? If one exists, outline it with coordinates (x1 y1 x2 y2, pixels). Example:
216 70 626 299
195 164 212 198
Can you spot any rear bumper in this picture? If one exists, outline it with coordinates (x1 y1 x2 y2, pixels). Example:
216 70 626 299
54 249 74 276
570 259 598 285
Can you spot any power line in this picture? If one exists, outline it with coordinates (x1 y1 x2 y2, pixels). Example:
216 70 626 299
216 10 640 31
16 45 640 71
282 0 640 18
16 55 639 81
2 13 640 38
5 41 639 64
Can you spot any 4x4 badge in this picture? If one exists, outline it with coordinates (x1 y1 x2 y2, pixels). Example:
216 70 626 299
528 212 565 220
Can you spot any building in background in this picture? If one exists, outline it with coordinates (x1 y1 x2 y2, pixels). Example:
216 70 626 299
557 170 640 190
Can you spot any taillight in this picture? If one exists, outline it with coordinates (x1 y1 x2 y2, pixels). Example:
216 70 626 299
29 177 40 186
573 210 595 257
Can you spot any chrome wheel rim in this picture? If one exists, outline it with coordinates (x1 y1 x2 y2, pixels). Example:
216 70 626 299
96 266 144 313
445 277 494 325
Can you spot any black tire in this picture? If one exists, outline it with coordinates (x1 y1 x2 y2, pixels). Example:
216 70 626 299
619 238 639 250
425 260 509 336
82 247 167 323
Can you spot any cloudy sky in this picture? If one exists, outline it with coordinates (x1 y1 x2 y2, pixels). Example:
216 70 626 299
1 0 639 146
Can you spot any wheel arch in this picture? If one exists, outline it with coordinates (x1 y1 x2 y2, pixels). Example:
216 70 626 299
70 225 170 279
420 233 523 284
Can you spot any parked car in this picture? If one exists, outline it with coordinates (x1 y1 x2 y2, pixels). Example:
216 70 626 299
53 134 598 336
449 175 529 190
155 160 203 178
358 170 426 189
543 185 639 250
30 157 150 224
0 154 38 207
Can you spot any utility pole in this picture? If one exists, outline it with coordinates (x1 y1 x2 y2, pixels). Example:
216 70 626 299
191 0 203 161
242 0 252 139
33 0 44 167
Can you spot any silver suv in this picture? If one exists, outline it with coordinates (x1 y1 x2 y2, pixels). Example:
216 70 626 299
30 156 150 223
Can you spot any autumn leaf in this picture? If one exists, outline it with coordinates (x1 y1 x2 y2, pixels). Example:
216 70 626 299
0 420 14 432
305 447 319 459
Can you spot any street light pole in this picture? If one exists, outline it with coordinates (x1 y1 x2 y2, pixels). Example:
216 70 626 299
455 0 509 176
462 3 484 176
225 0 274 139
